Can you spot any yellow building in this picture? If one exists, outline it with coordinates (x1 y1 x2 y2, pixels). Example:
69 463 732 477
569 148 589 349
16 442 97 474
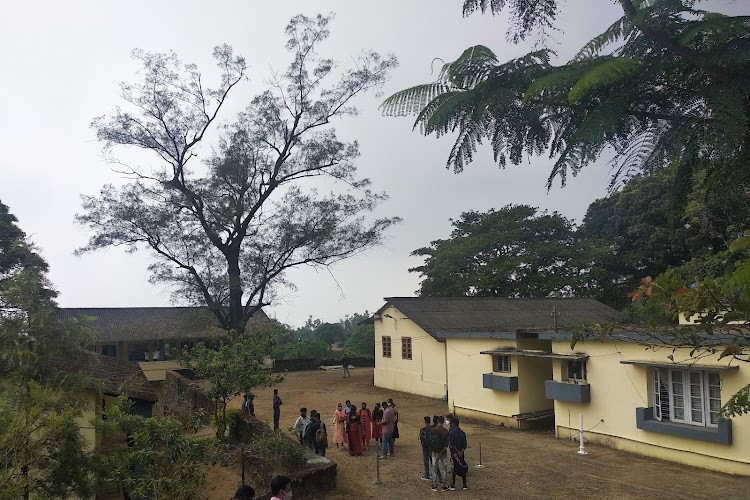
375 296 749 473
51 351 158 450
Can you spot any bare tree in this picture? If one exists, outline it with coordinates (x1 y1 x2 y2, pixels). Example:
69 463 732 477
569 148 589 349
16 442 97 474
77 14 399 334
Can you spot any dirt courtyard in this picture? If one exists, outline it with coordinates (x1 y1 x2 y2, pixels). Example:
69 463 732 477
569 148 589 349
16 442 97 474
202 368 749 499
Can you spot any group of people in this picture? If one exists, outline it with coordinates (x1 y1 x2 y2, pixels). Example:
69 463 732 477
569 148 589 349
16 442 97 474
419 414 469 492
288 398 401 459
233 474 292 500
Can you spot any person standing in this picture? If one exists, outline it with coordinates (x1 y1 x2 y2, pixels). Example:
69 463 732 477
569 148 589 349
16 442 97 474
308 412 328 456
270 475 292 500
247 393 255 416
241 394 250 414
431 416 450 492
342 355 351 378
419 416 433 481
449 417 469 491
346 404 364 456
233 485 255 500
371 402 383 445
303 410 318 450
333 403 347 450
388 398 399 456
272 389 282 431
358 402 372 450
380 401 395 457
292 407 309 444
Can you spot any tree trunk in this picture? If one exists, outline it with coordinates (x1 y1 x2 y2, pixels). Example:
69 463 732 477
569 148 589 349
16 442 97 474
226 250 245 334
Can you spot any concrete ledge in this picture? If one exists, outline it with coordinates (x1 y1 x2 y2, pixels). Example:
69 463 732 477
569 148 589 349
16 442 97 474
483 373 518 392
635 407 732 445
545 380 590 403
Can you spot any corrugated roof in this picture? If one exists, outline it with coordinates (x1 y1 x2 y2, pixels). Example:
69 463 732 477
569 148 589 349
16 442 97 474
380 297 621 339
57 307 270 343
49 351 158 402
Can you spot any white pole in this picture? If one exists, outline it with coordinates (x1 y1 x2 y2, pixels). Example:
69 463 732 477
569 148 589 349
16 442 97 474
577 413 588 455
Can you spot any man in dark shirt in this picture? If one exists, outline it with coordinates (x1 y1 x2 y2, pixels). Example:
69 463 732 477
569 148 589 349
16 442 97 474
272 388 282 431
449 417 469 490
431 416 450 492
418 416 433 481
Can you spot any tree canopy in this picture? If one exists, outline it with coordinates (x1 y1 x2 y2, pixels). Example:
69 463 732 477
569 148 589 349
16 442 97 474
383 1 750 190
78 14 399 334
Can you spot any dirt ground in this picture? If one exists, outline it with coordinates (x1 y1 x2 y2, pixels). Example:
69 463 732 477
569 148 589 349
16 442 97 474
201 368 750 499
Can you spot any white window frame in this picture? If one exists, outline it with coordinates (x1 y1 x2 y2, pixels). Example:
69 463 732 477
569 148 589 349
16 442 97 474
652 368 720 428
565 359 587 383
494 355 511 373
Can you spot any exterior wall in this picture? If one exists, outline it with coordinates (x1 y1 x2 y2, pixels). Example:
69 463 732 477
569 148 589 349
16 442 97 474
77 390 99 452
373 305 447 399
138 360 183 382
550 339 750 475
446 338 552 428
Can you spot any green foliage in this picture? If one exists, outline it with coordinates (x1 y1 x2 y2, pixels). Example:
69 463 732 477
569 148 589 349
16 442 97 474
385 1 750 190
181 328 282 438
410 205 589 298
273 339 332 360
0 379 92 500
344 322 375 357
94 397 211 500
78 15 399 335
243 430 305 483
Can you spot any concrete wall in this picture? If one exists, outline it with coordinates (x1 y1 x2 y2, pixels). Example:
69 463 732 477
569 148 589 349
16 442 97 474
272 357 375 372
373 305 447 399
550 339 750 475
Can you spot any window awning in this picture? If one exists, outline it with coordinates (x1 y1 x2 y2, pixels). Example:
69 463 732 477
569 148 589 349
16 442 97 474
480 349 588 360
619 360 739 371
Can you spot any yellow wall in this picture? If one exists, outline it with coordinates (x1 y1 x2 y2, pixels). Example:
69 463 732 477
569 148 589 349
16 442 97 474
138 360 183 382
550 339 750 475
77 390 99 452
373 305 447 399
445 338 553 427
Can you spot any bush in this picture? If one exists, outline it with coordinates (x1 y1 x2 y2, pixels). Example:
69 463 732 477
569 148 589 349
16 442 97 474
243 431 306 482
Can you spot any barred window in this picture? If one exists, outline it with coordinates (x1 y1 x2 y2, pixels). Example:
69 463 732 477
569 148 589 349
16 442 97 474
382 336 391 358
494 355 511 373
401 337 412 360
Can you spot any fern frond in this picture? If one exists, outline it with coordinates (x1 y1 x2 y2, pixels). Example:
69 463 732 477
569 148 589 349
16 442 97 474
573 17 635 61
524 65 586 103
380 83 451 117
443 45 499 89
568 57 638 103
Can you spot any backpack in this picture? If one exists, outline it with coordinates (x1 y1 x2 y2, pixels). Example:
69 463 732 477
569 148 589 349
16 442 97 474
427 426 444 453
315 424 328 448
419 426 429 448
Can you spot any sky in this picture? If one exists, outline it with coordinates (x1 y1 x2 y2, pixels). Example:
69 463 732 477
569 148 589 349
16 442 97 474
2 1 733 327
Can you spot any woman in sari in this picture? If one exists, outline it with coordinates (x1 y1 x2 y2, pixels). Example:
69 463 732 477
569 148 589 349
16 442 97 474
358 402 372 450
371 402 383 444
333 403 347 450
346 404 364 456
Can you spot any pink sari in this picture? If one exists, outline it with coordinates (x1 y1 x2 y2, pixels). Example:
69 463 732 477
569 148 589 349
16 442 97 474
333 409 346 445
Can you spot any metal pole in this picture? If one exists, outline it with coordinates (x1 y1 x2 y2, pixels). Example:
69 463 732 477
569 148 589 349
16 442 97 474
577 414 588 455
374 439 382 485
475 441 485 468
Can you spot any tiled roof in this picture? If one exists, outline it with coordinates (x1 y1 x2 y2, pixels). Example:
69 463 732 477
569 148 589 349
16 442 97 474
56 307 271 343
379 297 621 338
49 351 158 402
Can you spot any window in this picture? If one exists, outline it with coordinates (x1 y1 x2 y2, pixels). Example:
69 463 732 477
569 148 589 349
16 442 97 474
401 337 412 360
565 359 587 382
653 368 721 428
382 336 392 358
494 355 511 373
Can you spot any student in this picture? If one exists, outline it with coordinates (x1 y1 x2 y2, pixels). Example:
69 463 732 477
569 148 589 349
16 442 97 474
303 410 318 450
247 393 255 416
291 407 309 444
241 394 250 414
419 416 433 481
371 402 384 444
388 398 399 455
431 416 450 492
346 404 364 456
342 355 351 378
308 412 328 457
449 416 469 491
358 402 372 450
270 475 292 500
234 484 255 500
333 403 347 450
380 401 395 457
272 389 282 431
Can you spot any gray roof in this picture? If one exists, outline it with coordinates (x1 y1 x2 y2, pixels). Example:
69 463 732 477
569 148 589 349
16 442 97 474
49 351 158 402
379 297 621 339
57 307 271 343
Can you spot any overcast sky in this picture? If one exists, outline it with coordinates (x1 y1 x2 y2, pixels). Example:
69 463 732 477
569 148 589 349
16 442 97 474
2 1 741 327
